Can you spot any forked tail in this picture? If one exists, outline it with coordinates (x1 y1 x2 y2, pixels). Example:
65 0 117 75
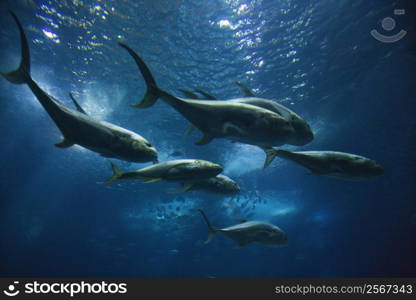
0 11 32 85
264 149 278 169
264 148 292 169
118 42 163 108
101 162 123 185
197 209 218 244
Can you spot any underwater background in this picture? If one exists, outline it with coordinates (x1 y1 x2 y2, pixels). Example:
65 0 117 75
0 0 415 277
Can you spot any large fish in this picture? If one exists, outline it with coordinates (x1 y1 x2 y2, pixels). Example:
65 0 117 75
103 159 223 186
265 149 384 180
0 12 158 163
198 210 288 248
118 43 298 168
179 83 314 146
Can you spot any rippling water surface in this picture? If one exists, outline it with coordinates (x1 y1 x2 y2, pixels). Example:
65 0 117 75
0 0 415 277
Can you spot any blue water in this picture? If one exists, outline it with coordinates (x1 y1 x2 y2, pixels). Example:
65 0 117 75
0 0 415 277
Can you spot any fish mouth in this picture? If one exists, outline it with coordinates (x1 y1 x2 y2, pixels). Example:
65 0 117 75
213 164 223 174
148 147 159 162
306 130 314 142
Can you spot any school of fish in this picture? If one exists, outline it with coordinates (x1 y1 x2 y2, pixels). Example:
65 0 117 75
1 11 384 249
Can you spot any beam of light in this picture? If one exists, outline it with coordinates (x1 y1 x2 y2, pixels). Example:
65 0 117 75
222 143 265 176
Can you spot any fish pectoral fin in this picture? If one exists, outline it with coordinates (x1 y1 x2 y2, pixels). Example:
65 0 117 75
54 138 74 148
183 124 196 139
223 122 246 136
142 178 162 184
174 182 194 193
195 133 214 146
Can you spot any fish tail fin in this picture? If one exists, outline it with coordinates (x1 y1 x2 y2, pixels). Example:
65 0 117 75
118 42 162 108
0 11 31 85
263 148 278 169
197 209 218 244
264 148 291 169
101 162 123 185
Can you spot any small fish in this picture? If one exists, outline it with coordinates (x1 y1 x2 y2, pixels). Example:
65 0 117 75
197 210 288 249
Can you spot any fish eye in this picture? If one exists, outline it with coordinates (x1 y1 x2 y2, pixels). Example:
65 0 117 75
145 142 152 147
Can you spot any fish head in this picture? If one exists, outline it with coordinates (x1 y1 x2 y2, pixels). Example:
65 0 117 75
189 160 223 178
130 137 159 163
360 159 384 178
268 228 289 247
217 175 241 195
288 116 314 146
268 115 296 142
227 180 241 195
257 226 289 247
341 156 384 180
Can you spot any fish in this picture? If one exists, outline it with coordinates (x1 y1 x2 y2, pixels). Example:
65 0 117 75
179 174 240 195
103 159 223 186
179 83 314 146
197 209 288 248
265 149 384 180
0 12 158 163
118 42 297 168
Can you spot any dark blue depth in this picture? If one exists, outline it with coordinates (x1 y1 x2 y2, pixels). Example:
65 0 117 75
0 0 415 277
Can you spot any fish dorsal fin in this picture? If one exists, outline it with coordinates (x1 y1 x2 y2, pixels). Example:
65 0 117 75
69 92 87 115
178 88 200 99
236 81 255 97
195 133 214 146
194 89 217 100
